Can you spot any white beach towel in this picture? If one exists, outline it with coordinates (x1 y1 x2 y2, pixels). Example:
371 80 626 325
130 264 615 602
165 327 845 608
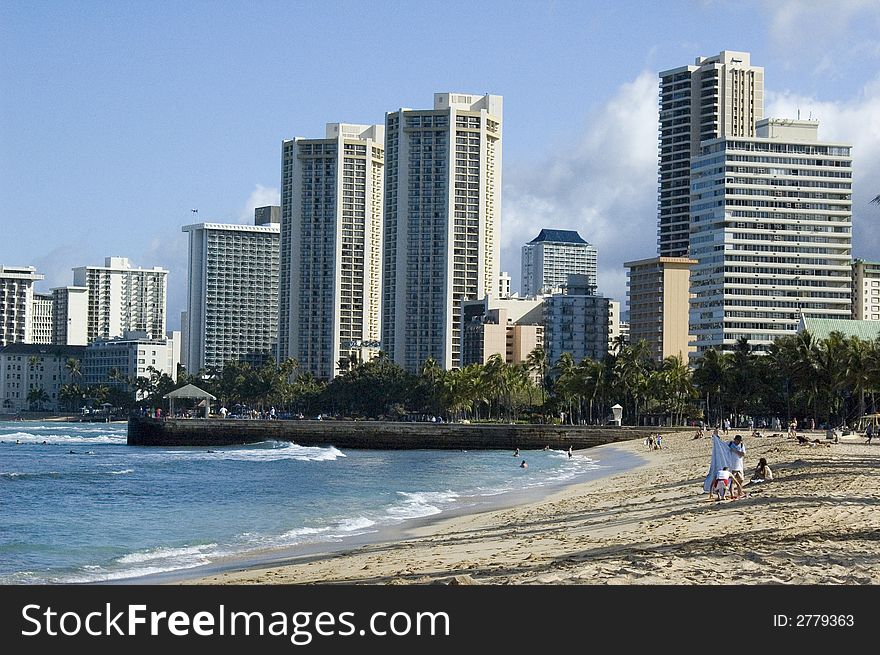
703 435 733 493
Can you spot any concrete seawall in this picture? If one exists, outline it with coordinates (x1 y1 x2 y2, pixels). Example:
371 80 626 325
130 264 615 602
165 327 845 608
127 416 680 450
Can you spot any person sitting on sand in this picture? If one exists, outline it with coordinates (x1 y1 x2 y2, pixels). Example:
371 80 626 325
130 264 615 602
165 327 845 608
750 457 773 483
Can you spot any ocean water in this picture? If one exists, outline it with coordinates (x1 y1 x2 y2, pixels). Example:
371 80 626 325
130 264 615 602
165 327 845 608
0 420 638 584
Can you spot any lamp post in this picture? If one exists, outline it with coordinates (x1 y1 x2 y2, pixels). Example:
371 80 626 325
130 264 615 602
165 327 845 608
611 403 623 427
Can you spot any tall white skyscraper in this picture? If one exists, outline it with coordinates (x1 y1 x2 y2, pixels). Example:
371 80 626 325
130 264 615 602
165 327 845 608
279 124 385 380
0 265 44 346
73 257 167 343
383 93 502 371
689 119 852 354
658 51 764 257
521 229 597 296
183 209 280 372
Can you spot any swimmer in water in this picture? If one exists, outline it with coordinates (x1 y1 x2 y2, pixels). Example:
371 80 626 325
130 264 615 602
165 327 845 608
520 459 528 469
514 447 519 457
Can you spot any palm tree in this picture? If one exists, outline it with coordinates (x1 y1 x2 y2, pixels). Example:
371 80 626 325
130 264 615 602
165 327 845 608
693 348 730 426
552 352 576 424
659 355 694 427
27 386 50 411
846 337 871 420
613 340 652 425
610 334 628 356
65 357 83 383
525 346 550 409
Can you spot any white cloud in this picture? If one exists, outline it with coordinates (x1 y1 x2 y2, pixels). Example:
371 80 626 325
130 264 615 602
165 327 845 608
766 76 880 256
141 235 189 332
238 184 280 223
765 0 880 75
501 71 659 305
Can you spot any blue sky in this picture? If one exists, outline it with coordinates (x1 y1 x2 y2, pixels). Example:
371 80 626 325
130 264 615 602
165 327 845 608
2 0 879 329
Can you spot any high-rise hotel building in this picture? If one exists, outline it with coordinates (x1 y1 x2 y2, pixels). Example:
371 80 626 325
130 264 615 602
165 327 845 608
0 266 44 346
625 256 696 361
851 259 880 321
73 257 167 343
183 208 280 372
659 51 764 257
521 229 597 296
689 118 852 353
383 93 502 372
279 124 384 380
51 286 88 346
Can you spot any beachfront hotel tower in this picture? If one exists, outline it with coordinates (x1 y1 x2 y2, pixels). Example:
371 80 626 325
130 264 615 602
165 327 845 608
689 118 853 354
182 208 280 372
50 286 88 346
383 93 502 372
72 257 167 344
658 51 764 257
0 266 45 346
278 124 385 380
624 256 696 361
521 229 597 296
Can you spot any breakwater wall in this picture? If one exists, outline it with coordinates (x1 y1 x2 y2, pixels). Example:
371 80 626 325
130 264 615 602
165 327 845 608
127 416 680 450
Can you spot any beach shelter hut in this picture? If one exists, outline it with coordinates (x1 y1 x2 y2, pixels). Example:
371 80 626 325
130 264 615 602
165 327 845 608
164 384 217 418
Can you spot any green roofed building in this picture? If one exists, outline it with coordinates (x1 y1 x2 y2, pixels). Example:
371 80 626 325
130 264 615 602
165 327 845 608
798 315 880 342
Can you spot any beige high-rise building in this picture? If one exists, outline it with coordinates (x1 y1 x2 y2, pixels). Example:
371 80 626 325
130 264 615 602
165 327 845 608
852 260 880 320
384 93 502 372
658 51 764 257
279 123 384 380
460 296 544 367
625 256 696 361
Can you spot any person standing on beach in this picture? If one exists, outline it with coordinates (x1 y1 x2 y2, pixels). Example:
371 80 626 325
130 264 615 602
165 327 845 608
727 435 746 498
867 423 875 445
723 418 730 436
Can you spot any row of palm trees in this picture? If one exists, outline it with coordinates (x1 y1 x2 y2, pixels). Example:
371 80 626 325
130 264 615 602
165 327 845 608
39 328 880 427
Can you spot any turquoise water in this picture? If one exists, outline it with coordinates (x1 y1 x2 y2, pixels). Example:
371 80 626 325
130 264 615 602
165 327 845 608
0 421 637 583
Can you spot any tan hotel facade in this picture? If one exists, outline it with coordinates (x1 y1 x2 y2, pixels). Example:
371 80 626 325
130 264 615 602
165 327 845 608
625 256 696 361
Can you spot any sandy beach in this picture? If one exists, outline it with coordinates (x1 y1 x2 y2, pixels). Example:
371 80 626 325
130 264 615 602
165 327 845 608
183 429 880 585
